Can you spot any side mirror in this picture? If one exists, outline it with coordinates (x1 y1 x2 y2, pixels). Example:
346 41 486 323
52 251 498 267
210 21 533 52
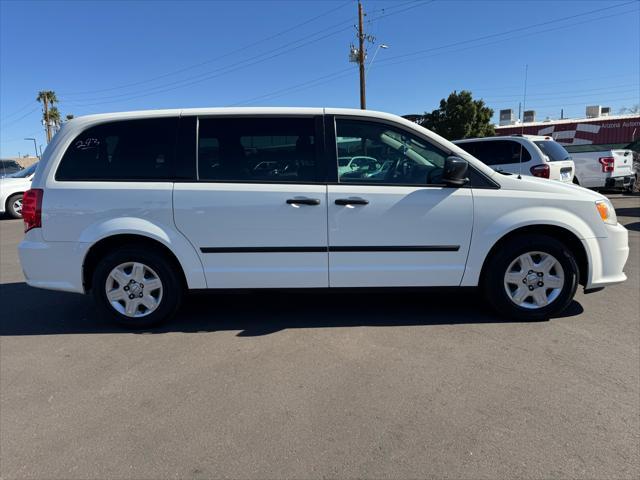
442 156 469 186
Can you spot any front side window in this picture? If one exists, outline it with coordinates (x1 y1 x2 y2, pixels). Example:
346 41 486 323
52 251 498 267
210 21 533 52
7 162 37 178
56 118 178 181
198 117 319 182
335 119 448 185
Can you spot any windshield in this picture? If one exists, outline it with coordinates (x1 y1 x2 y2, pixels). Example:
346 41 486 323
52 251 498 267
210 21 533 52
0 160 22 175
534 141 571 161
7 162 38 178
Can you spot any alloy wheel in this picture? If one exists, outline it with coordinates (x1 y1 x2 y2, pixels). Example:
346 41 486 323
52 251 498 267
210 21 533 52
13 197 22 215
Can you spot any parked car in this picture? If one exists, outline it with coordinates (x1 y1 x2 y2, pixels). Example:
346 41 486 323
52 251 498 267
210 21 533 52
454 135 575 183
0 159 23 178
565 145 636 191
0 162 37 218
19 108 628 328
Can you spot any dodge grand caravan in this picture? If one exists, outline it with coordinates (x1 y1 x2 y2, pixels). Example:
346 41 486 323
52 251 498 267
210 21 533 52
19 108 629 328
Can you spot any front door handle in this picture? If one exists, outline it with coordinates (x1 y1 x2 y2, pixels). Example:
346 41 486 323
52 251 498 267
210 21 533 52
335 197 369 206
286 197 320 206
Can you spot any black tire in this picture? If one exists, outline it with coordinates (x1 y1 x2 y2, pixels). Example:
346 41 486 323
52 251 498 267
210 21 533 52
482 234 579 321
6 193 23 219
92 247 183 329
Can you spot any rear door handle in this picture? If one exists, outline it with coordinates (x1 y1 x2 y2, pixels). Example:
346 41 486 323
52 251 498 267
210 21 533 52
335 197 369 206
286 197 320 206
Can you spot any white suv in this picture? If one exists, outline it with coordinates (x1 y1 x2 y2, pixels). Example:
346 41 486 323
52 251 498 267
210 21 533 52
454 135 575 183
19 108 628 328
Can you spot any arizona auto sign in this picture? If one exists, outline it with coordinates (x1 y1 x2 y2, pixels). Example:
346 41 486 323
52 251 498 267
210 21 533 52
495 115 640 146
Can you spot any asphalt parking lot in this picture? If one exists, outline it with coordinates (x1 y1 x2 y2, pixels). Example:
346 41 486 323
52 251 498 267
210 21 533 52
1 194 638 479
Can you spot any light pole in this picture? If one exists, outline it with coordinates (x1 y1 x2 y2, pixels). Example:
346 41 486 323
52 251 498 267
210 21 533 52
25 138 39 159
365 44 389 79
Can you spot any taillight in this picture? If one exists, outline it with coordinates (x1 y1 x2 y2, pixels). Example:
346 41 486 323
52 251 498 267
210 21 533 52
599 157 614 173
529 164 550 179
22 188 43 232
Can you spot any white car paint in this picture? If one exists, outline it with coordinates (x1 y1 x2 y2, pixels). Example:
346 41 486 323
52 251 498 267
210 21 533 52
0 173 34 216
173 182 328 288
327 185 473 287
19 107 628 304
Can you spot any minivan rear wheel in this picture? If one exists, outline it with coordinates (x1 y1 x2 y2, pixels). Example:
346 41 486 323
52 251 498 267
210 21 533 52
92 248 183 328
482 234 579 321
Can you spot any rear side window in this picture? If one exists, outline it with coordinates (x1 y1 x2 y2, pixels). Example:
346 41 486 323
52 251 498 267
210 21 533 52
197 117 321 182
460 140 531 165
56 118 178 181
534 141 571 161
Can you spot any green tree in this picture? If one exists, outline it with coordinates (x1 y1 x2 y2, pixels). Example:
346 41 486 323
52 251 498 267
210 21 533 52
419 90 494 140
36 90 59 142
48 107 61 132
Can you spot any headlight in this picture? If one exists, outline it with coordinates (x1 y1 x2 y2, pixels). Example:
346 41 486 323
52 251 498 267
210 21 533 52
595 199 617 225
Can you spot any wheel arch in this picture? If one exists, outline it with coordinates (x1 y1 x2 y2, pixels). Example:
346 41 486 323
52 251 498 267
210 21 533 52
83 234 189 293
479 224 589 287
5 191 25 209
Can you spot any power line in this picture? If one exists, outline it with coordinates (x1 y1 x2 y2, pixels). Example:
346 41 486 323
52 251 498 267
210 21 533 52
0 107 40 130
223 4 637 110
61 23 355 108
367 0 435 22
61 22 355 105
60 0 352 97
229 68 356 107
0 100 36 122
227 4 637 108
374 6 638 71
375 0 636 65
484 84 639 102
60 0 438 106
467 73 640 94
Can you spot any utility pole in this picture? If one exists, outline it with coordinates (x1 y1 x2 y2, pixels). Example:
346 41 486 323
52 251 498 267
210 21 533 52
357 0 366 110
24 138 39 159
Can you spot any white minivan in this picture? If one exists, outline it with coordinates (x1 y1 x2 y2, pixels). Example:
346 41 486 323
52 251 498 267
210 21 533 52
454 135 575 183
19 108 629 328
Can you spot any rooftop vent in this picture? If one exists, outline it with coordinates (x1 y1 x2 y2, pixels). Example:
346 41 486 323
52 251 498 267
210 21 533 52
523 110 536 123
499 109 516 126
586 105 610 118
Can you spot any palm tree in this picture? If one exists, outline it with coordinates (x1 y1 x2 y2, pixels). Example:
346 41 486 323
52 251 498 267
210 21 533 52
36 90 58 142
48 107 61 133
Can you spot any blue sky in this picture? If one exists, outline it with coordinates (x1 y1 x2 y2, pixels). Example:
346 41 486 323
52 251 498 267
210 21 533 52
1 0 639 157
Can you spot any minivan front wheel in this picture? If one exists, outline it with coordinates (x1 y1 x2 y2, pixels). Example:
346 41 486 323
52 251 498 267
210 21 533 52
483 234 579 320
93 248 183 328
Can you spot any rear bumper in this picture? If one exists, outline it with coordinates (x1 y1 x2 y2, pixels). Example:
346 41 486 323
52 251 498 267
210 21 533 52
18 229 88 293
605 175 635 189
584 222 629 290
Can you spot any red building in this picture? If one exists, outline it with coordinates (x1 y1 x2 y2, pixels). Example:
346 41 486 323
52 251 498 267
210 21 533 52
495 114 640 153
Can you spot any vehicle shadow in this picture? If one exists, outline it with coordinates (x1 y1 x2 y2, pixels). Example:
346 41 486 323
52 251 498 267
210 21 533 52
616 207 640 218
623 221 640 232
0 282 584 337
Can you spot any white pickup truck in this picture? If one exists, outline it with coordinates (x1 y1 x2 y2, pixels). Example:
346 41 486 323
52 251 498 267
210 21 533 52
569 147 636 191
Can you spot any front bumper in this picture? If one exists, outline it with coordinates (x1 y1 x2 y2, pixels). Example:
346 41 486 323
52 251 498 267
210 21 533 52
583 222 629 290
18 229 89 293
